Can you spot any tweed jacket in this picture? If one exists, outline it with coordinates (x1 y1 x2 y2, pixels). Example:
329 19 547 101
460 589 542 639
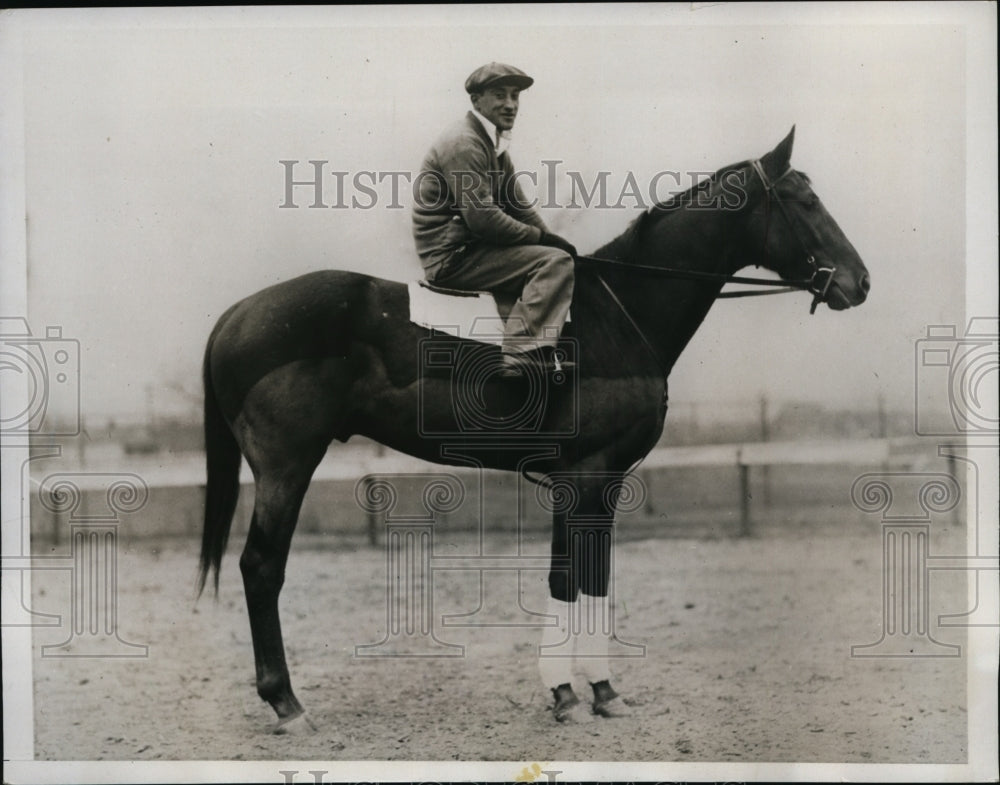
413 111 548 276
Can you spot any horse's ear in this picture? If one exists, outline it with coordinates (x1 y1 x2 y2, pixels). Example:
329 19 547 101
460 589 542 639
763 125 795 175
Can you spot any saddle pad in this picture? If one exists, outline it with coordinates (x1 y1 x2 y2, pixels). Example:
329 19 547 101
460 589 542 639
407 280 506 346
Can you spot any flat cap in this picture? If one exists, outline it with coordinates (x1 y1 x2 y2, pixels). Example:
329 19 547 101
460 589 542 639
464 62 534 94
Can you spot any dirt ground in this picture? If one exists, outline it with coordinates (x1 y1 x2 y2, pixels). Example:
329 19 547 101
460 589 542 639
30 510 968 765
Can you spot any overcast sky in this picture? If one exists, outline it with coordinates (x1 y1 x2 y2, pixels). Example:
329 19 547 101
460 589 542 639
2 4 996 424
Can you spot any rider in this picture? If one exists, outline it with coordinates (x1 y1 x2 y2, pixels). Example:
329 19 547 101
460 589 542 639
412 62 577 377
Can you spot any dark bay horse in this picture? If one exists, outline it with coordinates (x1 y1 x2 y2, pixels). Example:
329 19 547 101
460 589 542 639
198 128 870 730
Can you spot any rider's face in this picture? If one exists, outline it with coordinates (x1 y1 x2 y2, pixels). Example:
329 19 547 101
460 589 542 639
471 84 520 132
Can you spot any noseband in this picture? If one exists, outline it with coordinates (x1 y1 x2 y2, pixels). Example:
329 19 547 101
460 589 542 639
750 159 837 314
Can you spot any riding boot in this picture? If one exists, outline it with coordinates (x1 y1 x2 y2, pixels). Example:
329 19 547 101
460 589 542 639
498 346 575 378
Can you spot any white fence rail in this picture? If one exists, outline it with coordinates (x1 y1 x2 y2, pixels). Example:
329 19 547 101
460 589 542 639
31 437 929 541
34 437 906 489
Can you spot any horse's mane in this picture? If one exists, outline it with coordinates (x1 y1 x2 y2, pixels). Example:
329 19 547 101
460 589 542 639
645 160 810 214
593 159 756 261
655 159 756 213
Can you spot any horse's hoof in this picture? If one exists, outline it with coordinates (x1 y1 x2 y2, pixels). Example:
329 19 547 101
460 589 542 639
554 699 595 724
551 684 594 724
590 679 632 718
593 695 632 718
272 712 318 735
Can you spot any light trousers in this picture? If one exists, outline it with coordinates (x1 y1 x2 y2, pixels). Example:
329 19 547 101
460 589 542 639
429 243 574 356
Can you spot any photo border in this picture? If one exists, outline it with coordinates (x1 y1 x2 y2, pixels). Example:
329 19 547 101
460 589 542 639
2 3 996 783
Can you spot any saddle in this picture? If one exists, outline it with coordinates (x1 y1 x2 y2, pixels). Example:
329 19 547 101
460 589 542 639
409 280 577 384
407 280 515 347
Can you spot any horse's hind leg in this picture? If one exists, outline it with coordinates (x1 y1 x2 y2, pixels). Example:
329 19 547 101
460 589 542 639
239 463 320 727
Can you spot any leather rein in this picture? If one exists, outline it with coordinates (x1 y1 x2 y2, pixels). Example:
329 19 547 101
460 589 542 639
577 158 838 388
578 158 837 314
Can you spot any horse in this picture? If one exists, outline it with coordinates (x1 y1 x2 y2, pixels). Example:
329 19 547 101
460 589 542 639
197 127 870 731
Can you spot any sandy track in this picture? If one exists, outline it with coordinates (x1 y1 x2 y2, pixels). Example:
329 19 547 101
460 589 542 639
32 516 967 763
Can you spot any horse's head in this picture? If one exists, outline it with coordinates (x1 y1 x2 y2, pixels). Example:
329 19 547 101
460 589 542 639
746 127 870 312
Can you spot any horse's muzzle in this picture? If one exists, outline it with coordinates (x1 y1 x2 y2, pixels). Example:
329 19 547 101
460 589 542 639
824 272 870 310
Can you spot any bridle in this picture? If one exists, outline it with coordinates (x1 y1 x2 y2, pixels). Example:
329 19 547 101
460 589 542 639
749 159 837 315
578 158 838 315
532 159 842 487
575 158 842 393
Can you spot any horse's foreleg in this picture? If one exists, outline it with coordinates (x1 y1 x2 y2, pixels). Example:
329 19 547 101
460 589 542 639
239 474 313 728
538 507 589 722
573 518 631 717
539 473 631 721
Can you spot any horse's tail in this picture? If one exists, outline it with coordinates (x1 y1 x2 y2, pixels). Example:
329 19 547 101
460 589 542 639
197 312 242 598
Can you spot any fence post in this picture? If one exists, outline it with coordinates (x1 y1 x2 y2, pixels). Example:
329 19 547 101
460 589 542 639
946 453 959 526
362 475 378 547
738 460 752 537
50 493 61 546
759 395 771 508
877 392 890 472
641 467 655 515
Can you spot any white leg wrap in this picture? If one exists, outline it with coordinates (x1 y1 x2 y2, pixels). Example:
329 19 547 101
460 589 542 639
574 592 612 684
537 595 574 690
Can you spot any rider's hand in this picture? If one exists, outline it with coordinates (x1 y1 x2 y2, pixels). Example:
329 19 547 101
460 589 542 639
538 231 578 258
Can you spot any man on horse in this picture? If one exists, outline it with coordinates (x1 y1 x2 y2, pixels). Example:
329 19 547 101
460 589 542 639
412 62 577 377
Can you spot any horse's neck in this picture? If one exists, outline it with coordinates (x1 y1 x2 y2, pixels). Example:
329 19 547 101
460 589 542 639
591 207 739 375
